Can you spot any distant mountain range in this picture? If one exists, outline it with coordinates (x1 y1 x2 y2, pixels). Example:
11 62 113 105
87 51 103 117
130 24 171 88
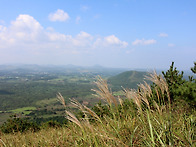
0 64 129 76
0 64 194 80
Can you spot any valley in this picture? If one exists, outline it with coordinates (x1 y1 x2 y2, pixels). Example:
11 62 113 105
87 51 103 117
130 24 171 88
0 65 147 125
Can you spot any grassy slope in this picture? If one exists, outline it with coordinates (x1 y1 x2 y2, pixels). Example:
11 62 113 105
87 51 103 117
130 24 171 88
108 70 147 91
1 108 195 147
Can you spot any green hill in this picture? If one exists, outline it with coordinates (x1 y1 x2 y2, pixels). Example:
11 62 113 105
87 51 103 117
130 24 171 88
107 70 148 91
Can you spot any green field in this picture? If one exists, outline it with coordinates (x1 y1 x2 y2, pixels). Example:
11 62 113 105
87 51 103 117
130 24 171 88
9 107 37 115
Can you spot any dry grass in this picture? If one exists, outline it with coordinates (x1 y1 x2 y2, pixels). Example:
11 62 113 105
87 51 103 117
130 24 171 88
92 75 118 107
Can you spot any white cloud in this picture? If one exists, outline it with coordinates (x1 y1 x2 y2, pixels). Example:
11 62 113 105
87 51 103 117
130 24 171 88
48 9 69 22
0 14 128 58
132 39 156 45
93 35 128 48
11 14 43 34
0 25 6 31
77 31 92 39
0 14 44 45
105 35 120 44
159 33 168 37
104 35 128 47
72 31 93 46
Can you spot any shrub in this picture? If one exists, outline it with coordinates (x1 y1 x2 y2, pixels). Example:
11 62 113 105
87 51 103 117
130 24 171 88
42 120 62 129
0 115 40 133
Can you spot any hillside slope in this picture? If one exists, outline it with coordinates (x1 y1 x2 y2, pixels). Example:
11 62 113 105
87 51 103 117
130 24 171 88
107 70 148 91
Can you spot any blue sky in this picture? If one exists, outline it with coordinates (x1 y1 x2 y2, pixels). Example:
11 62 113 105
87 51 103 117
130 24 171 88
0 0 195 70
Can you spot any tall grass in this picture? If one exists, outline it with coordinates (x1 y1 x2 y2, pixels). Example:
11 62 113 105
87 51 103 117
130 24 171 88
0 72 195 146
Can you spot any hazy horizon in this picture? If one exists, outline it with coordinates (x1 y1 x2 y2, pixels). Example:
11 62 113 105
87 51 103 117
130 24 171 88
1 63 195 73
0 0 195 70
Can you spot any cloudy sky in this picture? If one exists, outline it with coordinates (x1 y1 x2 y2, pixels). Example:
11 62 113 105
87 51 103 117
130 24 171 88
0 0 195 70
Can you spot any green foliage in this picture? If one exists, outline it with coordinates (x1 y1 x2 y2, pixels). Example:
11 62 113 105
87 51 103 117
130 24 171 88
0 81 93 111
41 120 62 129
30 116 68 126
162 62 184 85
118 98 137 115
191 62 196 74
0 115 40 133
162 62 196 106
91 102 111 118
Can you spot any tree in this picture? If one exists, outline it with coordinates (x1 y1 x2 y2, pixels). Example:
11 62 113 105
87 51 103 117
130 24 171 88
0 115 39 133
191 62 196 74
162 62 185 101
162 62 196 106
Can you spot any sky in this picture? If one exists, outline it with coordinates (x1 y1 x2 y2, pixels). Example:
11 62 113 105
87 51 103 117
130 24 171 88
0 0 195 70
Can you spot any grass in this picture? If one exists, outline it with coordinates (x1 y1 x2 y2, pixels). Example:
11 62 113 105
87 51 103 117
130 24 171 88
113 90 124 96
0 72 195 146
35 98 58 107
9 107 37 115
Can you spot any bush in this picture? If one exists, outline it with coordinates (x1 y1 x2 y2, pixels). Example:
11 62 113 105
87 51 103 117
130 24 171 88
91 102 111 118
0 115 40 133
41 120 62 129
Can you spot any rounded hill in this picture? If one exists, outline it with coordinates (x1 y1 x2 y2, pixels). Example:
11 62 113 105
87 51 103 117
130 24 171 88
107 70 147 91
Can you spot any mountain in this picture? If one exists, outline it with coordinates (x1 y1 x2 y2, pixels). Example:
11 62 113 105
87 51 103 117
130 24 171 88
107 70 148 91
